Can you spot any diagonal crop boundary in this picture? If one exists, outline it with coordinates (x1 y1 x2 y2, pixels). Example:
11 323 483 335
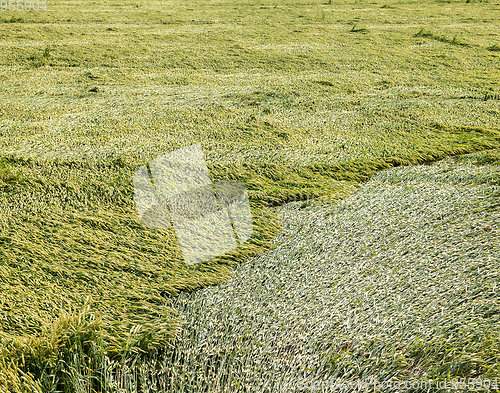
0 124 500 390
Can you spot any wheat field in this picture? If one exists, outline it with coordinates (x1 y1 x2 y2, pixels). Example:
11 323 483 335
0 0 499 390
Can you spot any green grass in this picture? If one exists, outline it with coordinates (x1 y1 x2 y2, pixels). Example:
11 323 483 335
159 151 500 391
0 160 17 185
0 0 499 390
414 28 470 46
349 24 369 33
9 149 496 393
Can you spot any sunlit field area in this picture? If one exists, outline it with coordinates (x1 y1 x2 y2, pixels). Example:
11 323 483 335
0 0 499 390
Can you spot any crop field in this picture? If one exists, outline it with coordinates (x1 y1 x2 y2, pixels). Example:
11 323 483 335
0 0 499 391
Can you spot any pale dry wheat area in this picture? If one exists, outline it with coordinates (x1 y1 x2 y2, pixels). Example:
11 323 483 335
159 153 500 392
0 0 499 391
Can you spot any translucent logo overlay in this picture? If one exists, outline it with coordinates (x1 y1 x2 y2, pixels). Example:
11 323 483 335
133 144 252 265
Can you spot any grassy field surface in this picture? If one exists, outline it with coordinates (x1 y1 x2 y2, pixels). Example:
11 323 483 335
0 0 499 390
151 151 500 392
